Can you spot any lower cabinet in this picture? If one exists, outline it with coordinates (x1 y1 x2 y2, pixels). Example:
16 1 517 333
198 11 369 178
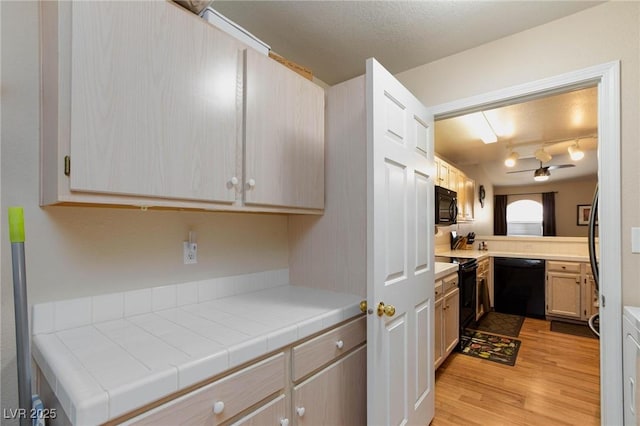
434 273 459 369
126 316 366 426
292 346 366 425
546 261 597 321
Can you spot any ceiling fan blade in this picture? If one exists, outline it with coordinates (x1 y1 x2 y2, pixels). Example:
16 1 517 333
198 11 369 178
506 168 537 174
547 164 576 170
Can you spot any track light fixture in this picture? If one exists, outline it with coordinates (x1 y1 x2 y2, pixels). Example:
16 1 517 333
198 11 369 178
568 141 584 161
534 148 552 163
504 151 519 168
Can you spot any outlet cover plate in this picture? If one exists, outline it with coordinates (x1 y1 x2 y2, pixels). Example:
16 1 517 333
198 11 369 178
183 242 197 264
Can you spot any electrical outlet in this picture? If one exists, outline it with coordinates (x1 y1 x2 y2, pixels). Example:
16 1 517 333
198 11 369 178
183 242 197 264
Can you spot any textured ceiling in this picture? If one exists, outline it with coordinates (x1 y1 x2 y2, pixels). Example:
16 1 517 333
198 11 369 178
435 87 598 187
211 1 602 85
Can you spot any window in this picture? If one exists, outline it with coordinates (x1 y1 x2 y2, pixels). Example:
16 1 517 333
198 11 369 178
507 199 543 236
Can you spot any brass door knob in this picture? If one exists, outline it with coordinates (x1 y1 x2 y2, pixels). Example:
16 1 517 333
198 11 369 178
377 302 396 317
360 300 368 313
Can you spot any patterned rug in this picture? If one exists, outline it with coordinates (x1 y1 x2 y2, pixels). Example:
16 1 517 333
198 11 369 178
470 311 524 338
459 330 521 366
550 320 598 339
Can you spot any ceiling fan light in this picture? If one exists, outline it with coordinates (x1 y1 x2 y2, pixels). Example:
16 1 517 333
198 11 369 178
533 167 550 182
504 151 519 167
568 143 584 161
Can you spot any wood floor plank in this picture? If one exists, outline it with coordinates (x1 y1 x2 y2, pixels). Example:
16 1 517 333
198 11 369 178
431 318 600 426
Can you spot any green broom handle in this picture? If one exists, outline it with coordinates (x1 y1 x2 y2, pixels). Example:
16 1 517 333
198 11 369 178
9 207 32 426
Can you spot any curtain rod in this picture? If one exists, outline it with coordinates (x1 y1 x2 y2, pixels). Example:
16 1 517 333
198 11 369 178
497 191 559 196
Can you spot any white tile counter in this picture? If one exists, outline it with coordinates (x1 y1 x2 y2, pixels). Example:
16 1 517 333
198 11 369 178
437 249 589 263
31 269 362 425
435 262 458 280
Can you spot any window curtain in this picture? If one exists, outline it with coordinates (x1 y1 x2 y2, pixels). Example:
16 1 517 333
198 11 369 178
542 192 557 236
494 195 508 235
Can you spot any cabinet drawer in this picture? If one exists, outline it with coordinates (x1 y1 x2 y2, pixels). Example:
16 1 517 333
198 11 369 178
131 352 285 425
547 261 581 274
443 274 459 294
478 259 489 274
435 282 443 300
292 316 365 381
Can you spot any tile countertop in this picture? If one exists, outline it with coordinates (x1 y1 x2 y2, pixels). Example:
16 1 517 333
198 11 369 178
437 249 589 263
435 262 459 280
31 271 362 425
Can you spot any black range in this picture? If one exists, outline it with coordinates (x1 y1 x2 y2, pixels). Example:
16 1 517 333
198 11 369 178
435 256 478 349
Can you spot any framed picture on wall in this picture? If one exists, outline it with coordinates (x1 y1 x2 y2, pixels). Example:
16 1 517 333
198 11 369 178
577 204 597 226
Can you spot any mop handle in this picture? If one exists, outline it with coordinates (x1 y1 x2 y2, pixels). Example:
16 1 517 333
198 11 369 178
9 207 32 426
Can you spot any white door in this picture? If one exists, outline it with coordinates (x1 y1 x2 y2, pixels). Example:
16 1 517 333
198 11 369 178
366 58 435 426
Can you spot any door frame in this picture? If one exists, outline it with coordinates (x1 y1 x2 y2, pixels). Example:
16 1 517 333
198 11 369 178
428 61 621 425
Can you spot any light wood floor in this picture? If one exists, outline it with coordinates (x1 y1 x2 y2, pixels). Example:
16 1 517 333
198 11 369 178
432 317 600 426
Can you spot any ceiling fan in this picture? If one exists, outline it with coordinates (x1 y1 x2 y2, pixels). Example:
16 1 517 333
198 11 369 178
506 161 575 181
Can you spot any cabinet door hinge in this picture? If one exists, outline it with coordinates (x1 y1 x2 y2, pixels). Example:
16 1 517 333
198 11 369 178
601 295 606 308
64 156 71 176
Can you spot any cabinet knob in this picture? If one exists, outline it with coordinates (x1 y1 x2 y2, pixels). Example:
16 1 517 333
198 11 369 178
280 419 290 426
229 176 239 186
247 178 256 189
296 407 306 417
213 401 224 414
336 340 344 349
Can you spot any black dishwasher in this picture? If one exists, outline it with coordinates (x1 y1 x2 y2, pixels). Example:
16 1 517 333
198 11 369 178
494 257 545 319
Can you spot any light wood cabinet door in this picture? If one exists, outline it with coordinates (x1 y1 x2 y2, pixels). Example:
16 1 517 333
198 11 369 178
583 273 598 320
68 1 240 202
434 297 444 369
443 288 460 356
435 158 455 191
230 395 288 426
463 177 475 220
244 49 324 210
293 345 366 426
547 271 582 319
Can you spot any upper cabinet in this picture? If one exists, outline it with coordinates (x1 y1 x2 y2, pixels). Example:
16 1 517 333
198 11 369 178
244 49 325 210
434 155 475 221
41 1 324 214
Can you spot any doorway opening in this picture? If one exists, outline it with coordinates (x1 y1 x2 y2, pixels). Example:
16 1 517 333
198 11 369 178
430 61 621 424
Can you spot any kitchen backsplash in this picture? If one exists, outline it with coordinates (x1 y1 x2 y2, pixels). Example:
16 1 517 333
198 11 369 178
32 269 289 335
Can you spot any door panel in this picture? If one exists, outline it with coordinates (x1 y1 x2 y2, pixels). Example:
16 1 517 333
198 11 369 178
384 159 407 284
387 315 408 425
415 300 431 406
367 58 434 426
415 171 429 273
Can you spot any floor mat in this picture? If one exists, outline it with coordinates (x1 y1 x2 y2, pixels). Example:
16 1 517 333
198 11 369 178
459 330 521 366
469 311 524 338
550 320 598 339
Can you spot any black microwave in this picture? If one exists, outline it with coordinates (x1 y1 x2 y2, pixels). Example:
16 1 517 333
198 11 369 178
435 186 458 224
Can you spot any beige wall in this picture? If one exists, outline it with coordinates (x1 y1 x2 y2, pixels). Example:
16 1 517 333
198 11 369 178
398 2 640 304
494 177 598 237
0 1 289 418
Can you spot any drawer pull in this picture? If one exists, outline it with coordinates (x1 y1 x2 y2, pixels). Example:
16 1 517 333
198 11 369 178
336 340 344 349
280 419 290 426
213 401 225 414
296 407 306 417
